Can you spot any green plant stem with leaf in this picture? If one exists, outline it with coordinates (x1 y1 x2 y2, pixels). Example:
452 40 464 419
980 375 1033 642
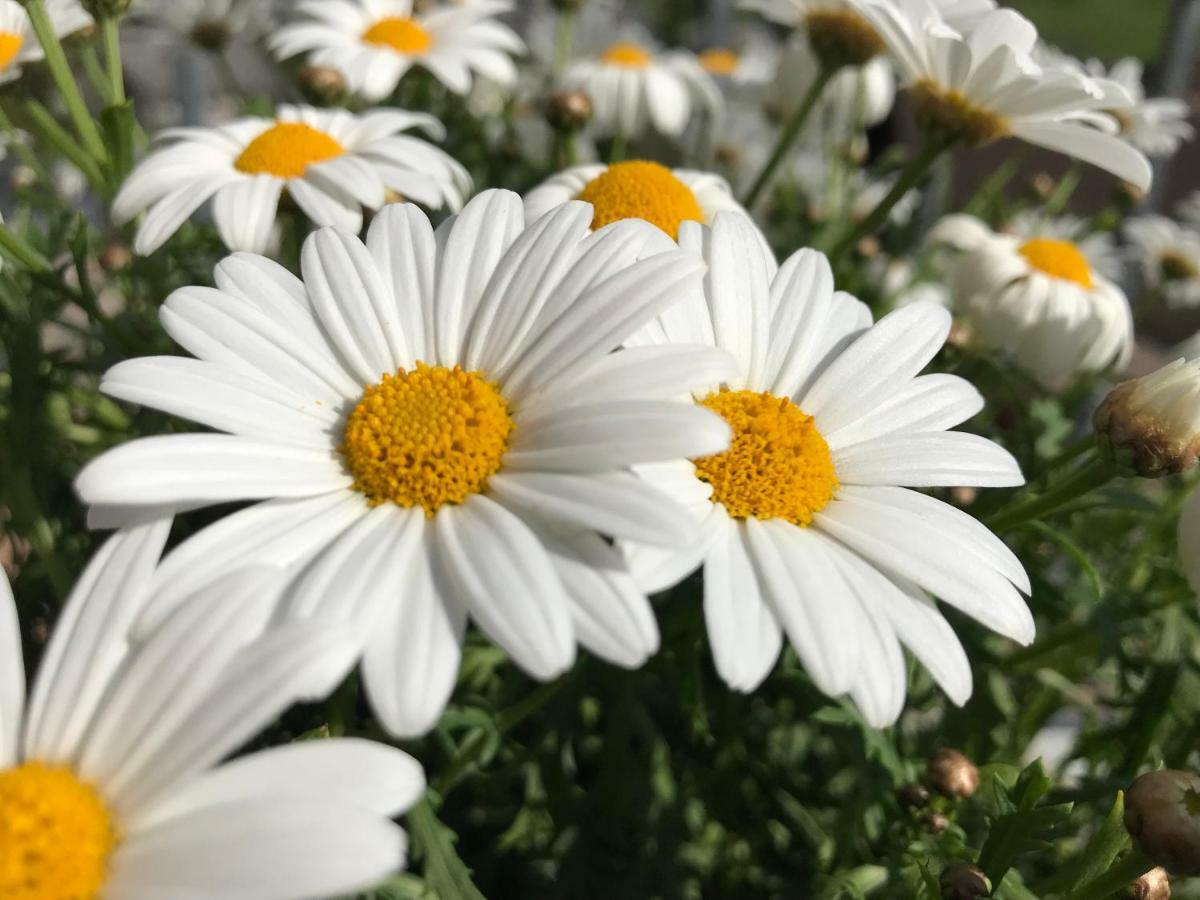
987 454 1120 533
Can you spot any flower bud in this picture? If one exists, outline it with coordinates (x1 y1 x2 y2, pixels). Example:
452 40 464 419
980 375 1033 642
80 0 130 18
298 65 349 105
545 90 593 131
0 526 31 580
1125 770 1200 876
1094 360 1200 478
99 241 133 273
928 749 980 799
897 783 930 809
940 864 991 900
1124 867 1170 900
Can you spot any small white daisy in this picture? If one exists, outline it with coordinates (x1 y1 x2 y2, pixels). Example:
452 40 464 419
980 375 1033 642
0 0 91 85
0 521 424 899
1181 487 1200 595
1087 58 1194 158
76 190 735 738
848 1 1153 190
932 214 1134 391
270 0 525 101
524 160 753 241
1125 215 1200 309
128 0 274 50
697 31 779 89
623 213 1031 727
561 40 722 140
113 104 471 256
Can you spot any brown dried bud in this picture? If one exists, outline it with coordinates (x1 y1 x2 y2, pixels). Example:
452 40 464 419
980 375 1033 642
99 241 133 273
928 749 980 799
1094 360 1200 478
855 236 881 259
924 810 950 834
951 486 978 507
940 864 991 900
1126 770 1200 875
546 90 593 131
898 783 930 809
0 528 31 580
298 66 349 105
1124 867 1170 900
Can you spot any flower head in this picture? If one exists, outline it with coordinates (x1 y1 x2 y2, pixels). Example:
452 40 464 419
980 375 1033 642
1125 769 1200 876
1126 216 1200 309
1095 359 1200 478
1087 58 1194 158
128 0 273 49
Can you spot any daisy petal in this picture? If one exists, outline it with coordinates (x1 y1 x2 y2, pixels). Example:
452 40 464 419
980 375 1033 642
212 176 283 254
0 570 24 768
834 432 1024 487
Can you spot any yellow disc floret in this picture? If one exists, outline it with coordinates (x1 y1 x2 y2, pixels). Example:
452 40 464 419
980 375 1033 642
361 16 432 54
234 122 346 179
601 41 651 69
576 161 705 239
0 762 117 900
0 32 22 71
340 363 514 515
699 48 740 77
694 389 839 526
1019 238 1095 289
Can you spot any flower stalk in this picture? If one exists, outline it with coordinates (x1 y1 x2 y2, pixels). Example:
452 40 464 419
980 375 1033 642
986 453 1120 533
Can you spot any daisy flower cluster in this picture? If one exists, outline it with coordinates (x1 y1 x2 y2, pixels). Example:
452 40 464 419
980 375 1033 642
4 0 1200 896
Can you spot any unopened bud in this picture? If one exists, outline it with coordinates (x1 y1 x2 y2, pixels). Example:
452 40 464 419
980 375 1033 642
1094 360 1200 478
0 528 31 580
924 810 949 834
1125 770 1200 876
99 241 132 273
898 783 930 809
1030 172 1056 202
855 236 881 259
1124 867 1170 900
928 749 980 799
546 90 593 131
940 864 991 900
298 66 349 105
80 0 131 18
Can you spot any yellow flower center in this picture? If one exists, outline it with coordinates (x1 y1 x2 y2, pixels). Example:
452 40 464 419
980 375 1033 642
340 363 514 515
0 31 22 71
699 48 740 76
361 16 432 55
694 390 839 526
1019 238 1094 289
1160 249 1199 282
601 41 651 69
805 9 885 68
576 160 705 239
0 762 117 900
912 80 1010 147
233 122 346 179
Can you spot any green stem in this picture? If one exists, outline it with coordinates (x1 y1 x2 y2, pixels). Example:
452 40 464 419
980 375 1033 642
743 65 835 209
609 128 628 164
101 16 125 103
23 0 107 163
1062 849 1155 900
24 99 107 191
0 225 53 273
0 105 52 183
407 797 487 900
986 455 1119 534
831 135 954 257
552 8 574 77
79 44 116 105
1045 162 1083 217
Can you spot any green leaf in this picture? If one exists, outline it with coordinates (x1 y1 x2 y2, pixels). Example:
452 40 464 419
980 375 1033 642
977 761 1074 886
99 100 137 186
407 797 487 900
1039 793 1130 895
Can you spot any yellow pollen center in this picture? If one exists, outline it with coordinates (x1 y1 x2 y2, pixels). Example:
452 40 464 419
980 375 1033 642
234 122 345 179
0 762 117 900
576 160 704 239
601 41 651 68
1019 238 1094 289
694 389 839 526
699 48 740 76
340 363 514 515
361 16 432 54
911 80 1010 147
0 31 22 70
805 9 886 67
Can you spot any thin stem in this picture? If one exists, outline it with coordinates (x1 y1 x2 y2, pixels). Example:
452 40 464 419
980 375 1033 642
0 105 52 183
1063 849 1155 900
1045 162 1083 217
0 225 53 273
101 16 125 103
743 65 835 209
24 99 107 191
79 44 116 105
23 0 108 163
552 8 574 77
986 455 1119 534
608 129 628 164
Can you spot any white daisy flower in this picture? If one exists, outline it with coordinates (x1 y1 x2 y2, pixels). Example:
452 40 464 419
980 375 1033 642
113 104 471 256
270 0 525 101
998 210 1123 281
621 214 1030 726
1125 215 1200 309
0 520 424 899
128 0 274 50
1095 358 1200 478
524 161 753 241
0 0 91 85
561 40 722 140
932 214 1134 391
1086 58 1194 158
1180 487 1200 595
76 190 735 738
847 1 1153 190
769 35 895 135
697 30 780 89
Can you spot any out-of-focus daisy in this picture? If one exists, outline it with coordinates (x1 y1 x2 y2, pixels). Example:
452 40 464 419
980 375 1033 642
697 29 779 89
561 40 721 140
769 36 894 137
271 0 524 101
1008 211 1123 281
0 521 423 899
848 1 1153 190
932 214 1134 390
76 191 735 738
1125 215 1200 309
791 148 918 225
524 161 752 240
1181 487 1200 594
1086 58 1194 158
0 0 92 85
113 104 470 256
128 0 273 50
623 214 1031 726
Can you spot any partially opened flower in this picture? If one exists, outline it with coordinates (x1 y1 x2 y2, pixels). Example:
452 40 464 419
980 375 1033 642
271 0 524 101
623 214 1031 727
1085 58 1194 158
0 0 92 85
1095 358 1200 477
1181 488 1200 595
847 1 1153 190
1125 215 1200 309
524 161 753 241
76 190 734 738
0 521 424 899
932 214 1133 391
113 104 470 256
